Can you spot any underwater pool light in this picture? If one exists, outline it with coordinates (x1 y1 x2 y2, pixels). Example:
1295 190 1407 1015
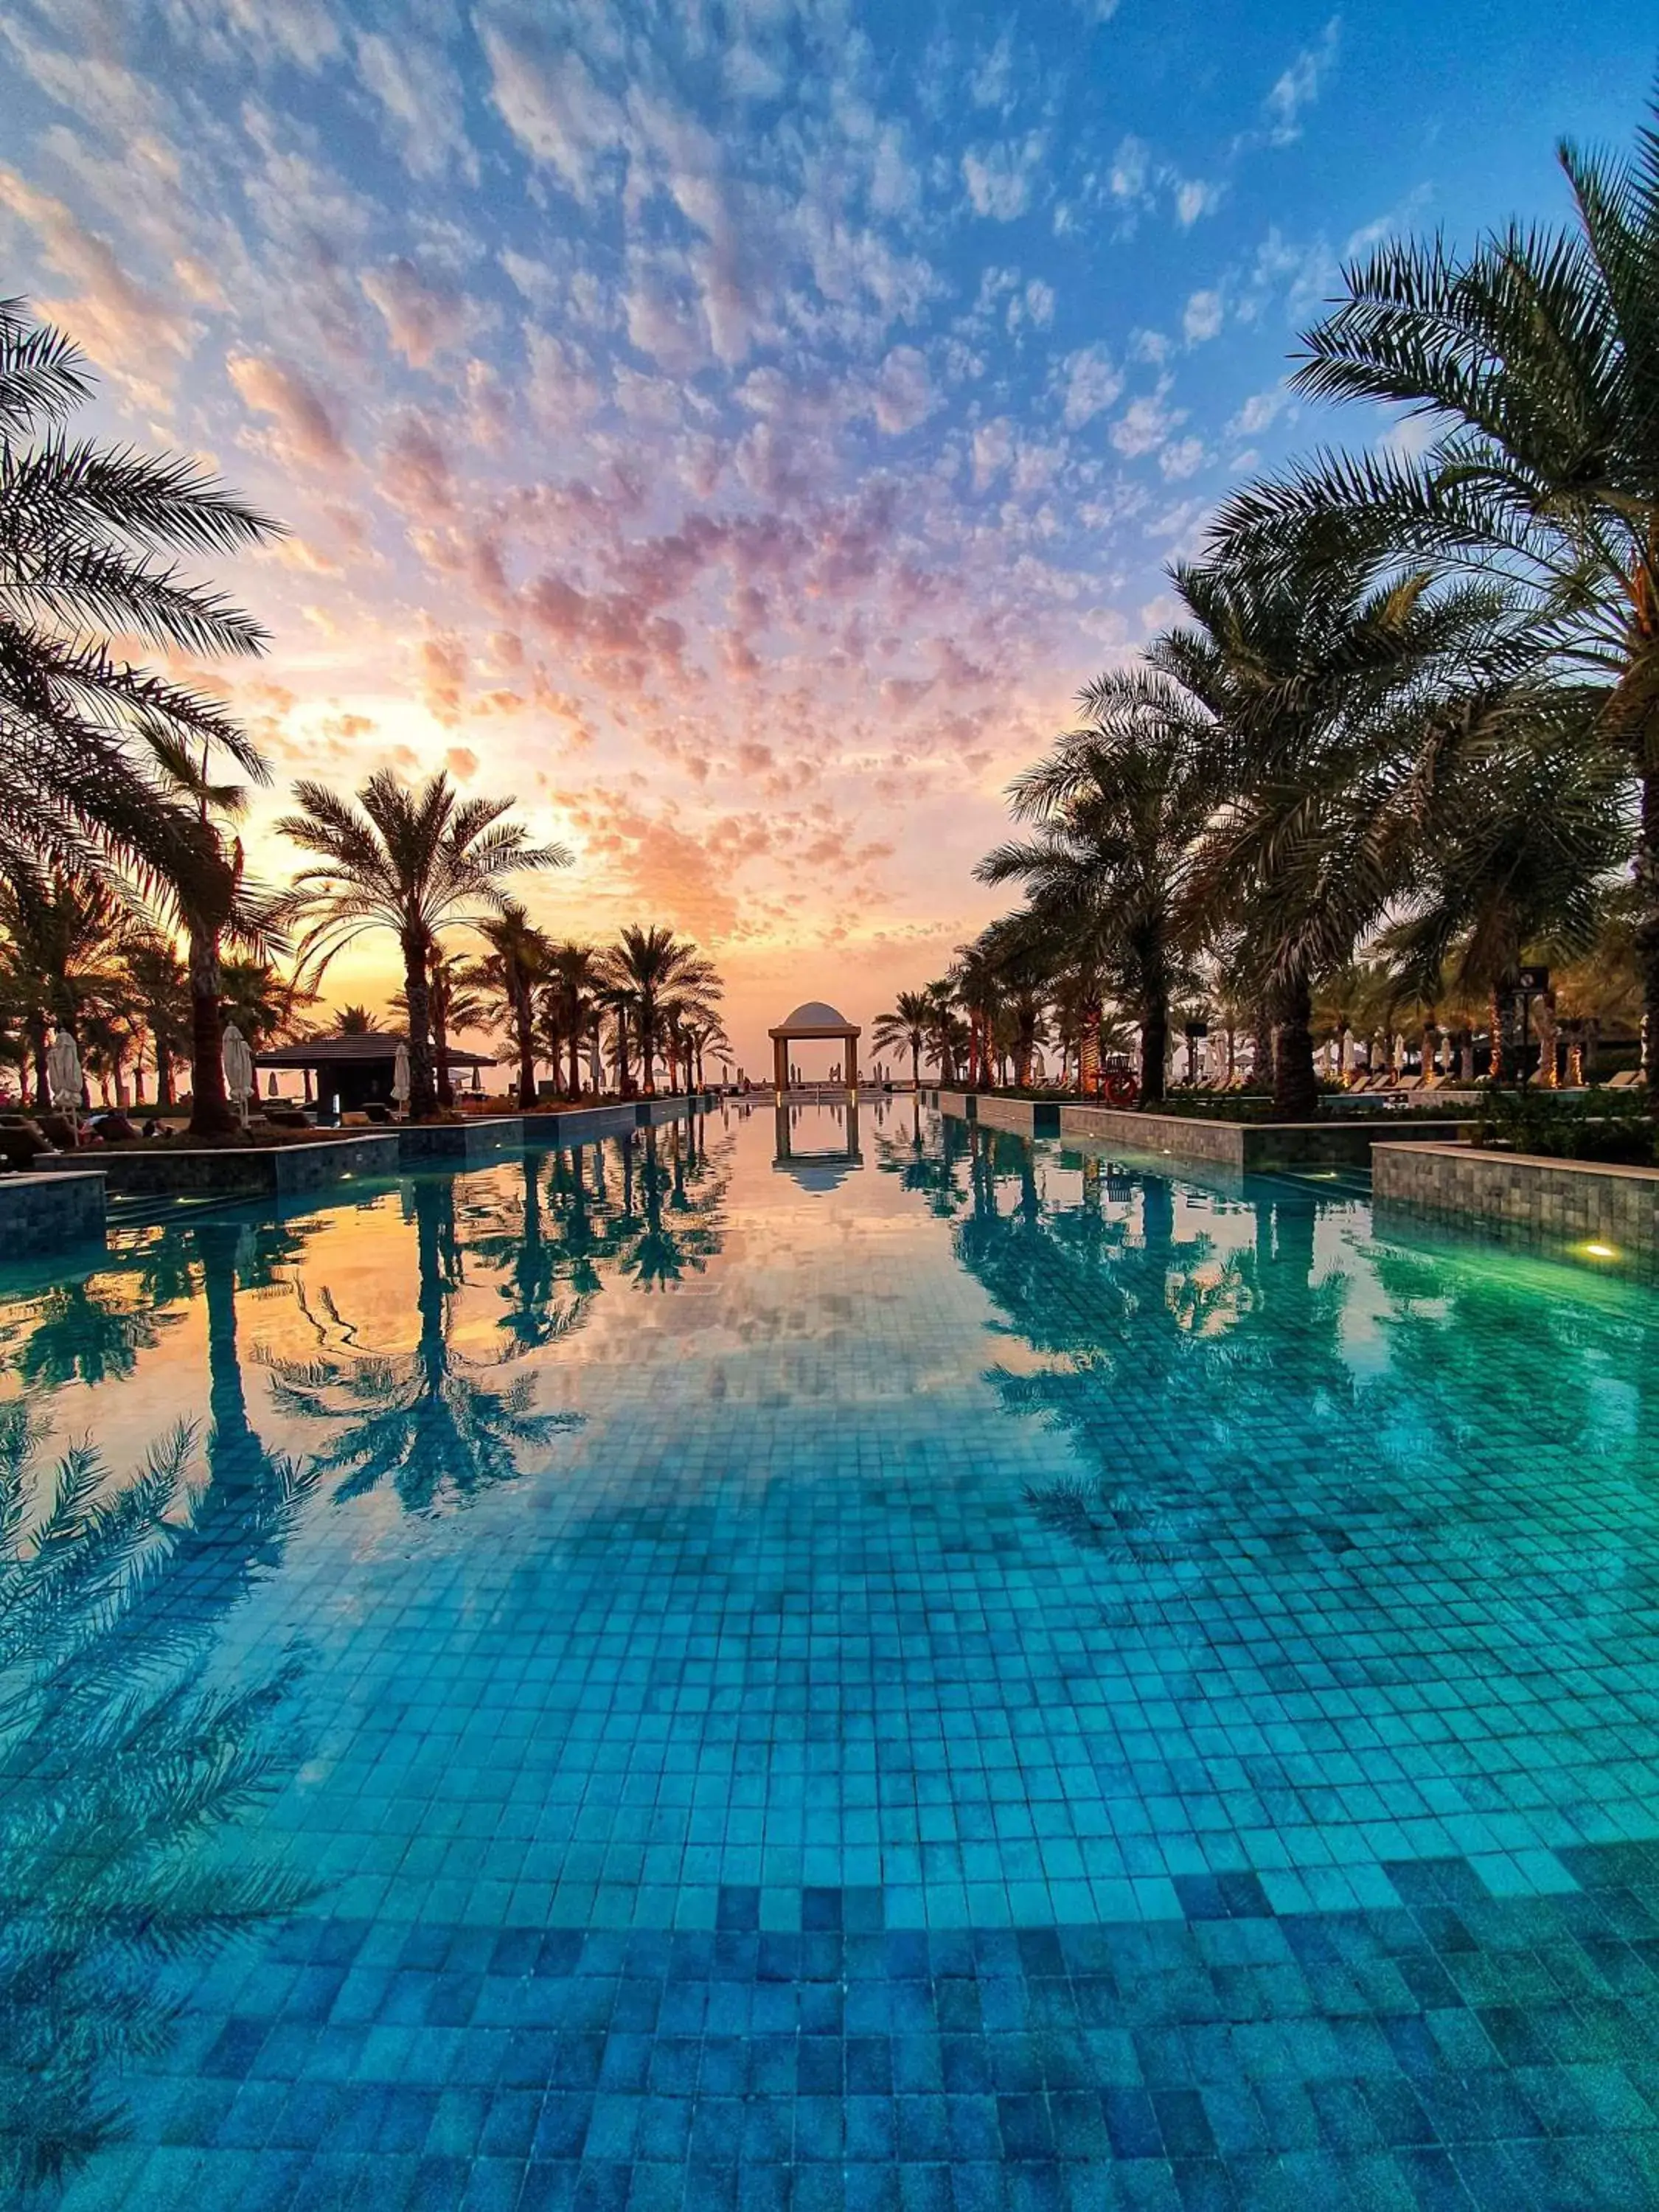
1581 1241 1618 1260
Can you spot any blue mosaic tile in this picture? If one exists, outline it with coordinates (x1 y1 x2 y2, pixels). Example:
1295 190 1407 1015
5 1107 1659 2207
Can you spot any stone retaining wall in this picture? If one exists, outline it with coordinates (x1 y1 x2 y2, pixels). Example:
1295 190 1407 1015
39 1130 400 1199
0 1169 106 1256
35 1095 720 1201
1373 1142 1659 1273
928 1090 1467 1171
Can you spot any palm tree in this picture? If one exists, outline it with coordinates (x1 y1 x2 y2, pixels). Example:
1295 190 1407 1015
951 937 1006 1091
219 955 310 1054
331 1004 381 1034
1385 723 1631 1080
1212 98 1659 1088
1155 552 1516 1116
599 926 709 1099
0 299 276 900
659 965 723 1094
919 981 968 1084
467 905 552 1108
119 931 189 1105
978 669 1213 1105
873 988 933 1091
274 771 568 1119
541 942 602 1098
0 860 132 1105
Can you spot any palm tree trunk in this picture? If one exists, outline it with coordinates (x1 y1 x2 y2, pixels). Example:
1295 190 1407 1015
569 1019 582 1100
1077 1006 1100 1096
1640 765 1659 1097
1273 975 1318 1119
910 1040 920 1091
430 959 454 1108
403 934 437 1119
515 978 536 1108
639 1012 656 1097
187 920 235 1138
30 1017 49 1110
1251 1003 1274 1091
1139 998 1169 1106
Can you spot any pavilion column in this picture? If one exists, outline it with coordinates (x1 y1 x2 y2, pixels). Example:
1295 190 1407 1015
773 1037 788 1096
844 1032 858 1093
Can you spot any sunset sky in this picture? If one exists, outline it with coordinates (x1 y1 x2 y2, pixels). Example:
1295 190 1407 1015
1 1 1647 1074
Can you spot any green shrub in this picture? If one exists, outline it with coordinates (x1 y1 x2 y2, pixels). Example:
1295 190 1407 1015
1472 1089 1658 1166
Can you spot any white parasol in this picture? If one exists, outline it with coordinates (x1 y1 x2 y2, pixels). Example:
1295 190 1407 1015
588 1033 604 1094
46 1029 82 1129
221 1023 255 1124
392 1041 412 1116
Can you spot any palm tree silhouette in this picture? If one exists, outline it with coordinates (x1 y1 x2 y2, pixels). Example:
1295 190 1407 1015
0 1405 319 2194
257 1175 580 1514
275 771 567 1119
614 1123 728 1291
465 1152 608 1352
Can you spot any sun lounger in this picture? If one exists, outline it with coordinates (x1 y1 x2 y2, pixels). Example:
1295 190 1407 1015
1605 1069 1641 1090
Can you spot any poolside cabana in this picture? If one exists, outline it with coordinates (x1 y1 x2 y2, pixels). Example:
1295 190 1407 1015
254 1034 495 1112
769 1000 860 1096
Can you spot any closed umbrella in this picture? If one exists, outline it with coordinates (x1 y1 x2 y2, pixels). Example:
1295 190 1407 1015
588 1034 604 1095
46 1029 83 1136
221 1023 254 1127
392 1042 411 1117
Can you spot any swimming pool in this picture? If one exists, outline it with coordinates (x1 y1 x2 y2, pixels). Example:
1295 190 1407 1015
5 1101 1659 2208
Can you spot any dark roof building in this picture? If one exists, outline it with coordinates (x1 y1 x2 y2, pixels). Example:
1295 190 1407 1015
254 1034 495 1110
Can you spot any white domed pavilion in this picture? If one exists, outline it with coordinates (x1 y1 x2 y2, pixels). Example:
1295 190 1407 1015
768 1000 860 1093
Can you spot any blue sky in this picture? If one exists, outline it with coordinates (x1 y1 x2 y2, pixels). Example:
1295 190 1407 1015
1 1 1649 1065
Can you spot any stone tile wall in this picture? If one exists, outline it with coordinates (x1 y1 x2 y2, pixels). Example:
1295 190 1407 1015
929 1091 1468 1171
0 1169 106 1256
1374 1141 1659 1274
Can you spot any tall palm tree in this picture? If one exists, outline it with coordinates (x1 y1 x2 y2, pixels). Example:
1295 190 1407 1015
919 980 967 1084
599 926 709 1099
1212 97 1659 1088
139 732 283 1135
274 771 568 1119
1155 553 1516 1116
873 988 933 1092
659 966 723 1094
541 942 602 1098
951 937 1006 1092
0 860 132 1105
467 905 552 1108
978 669 1212 1105
119 931 189 1105
1385 723 1631 1079
0 299 276 900
219 956 310 1054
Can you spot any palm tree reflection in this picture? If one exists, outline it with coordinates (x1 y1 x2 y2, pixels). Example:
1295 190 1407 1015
0 1407 316 2194
259 1174 580 1516
616 1122 726 1290
467 1150 606 1352
0 1270 181 1391
953 1130 1300 1570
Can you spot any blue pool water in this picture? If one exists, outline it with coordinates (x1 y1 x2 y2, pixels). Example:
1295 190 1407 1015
4 1101 1659 2210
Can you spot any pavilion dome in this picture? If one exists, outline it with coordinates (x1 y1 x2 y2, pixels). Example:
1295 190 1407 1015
772 1000 858 1036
